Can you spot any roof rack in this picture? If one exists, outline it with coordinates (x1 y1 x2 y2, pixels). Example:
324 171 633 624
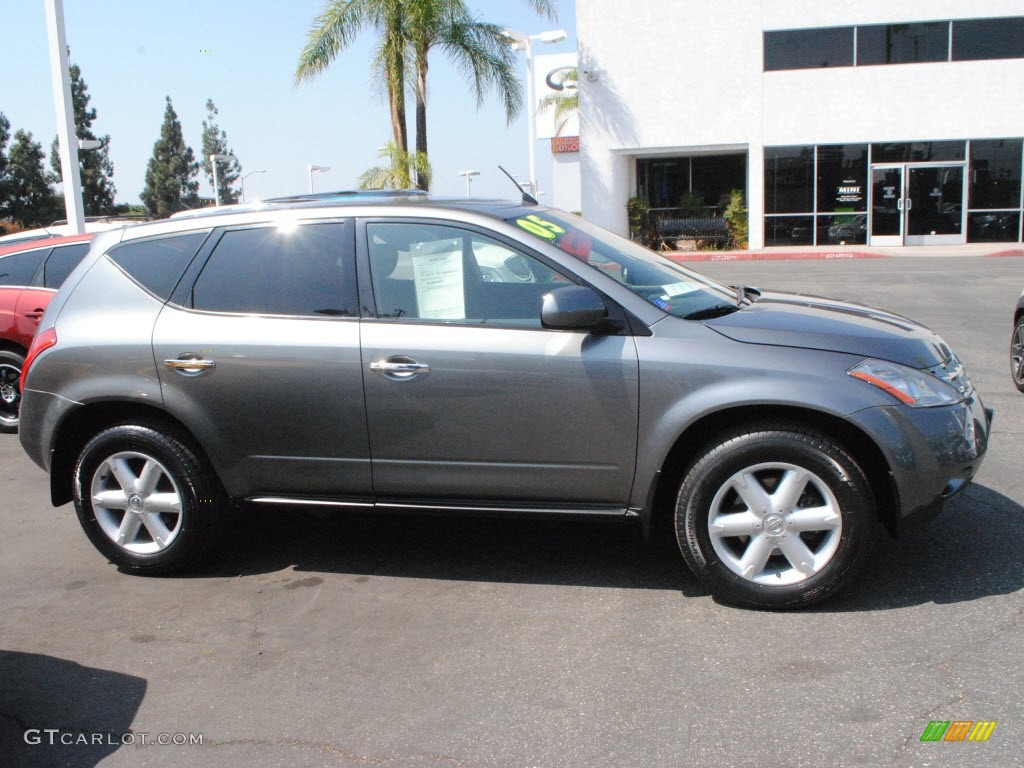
262 189 429 204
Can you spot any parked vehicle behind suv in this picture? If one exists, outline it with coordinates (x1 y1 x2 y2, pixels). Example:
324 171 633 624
0 233 93 431
17 193 992 608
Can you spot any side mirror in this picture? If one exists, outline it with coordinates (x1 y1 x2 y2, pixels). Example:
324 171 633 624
541 286 608 330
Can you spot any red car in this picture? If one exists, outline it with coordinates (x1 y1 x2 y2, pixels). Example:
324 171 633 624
0 233 93 431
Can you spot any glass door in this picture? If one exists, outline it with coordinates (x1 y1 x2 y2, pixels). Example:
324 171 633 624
905 165 966 245
870 166 904 246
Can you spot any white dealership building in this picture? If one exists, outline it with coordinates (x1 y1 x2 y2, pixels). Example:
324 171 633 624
576 0 1024 248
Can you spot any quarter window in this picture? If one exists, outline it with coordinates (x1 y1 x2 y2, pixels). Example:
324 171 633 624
108 232 209 300
367 222 565 326
43 243 91 288
191 222 356 316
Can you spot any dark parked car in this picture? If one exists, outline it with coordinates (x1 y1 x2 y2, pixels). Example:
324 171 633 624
1012 289 1024 392
0 233 93 431
17 193 992 608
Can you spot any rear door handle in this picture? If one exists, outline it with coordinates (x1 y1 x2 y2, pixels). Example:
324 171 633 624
164 355 216 376
24 310 44 321
370 357 430 380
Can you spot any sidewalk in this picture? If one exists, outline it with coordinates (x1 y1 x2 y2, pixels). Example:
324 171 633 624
664 243 1024 262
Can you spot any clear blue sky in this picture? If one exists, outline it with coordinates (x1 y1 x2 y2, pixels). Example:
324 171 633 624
3 0 577 204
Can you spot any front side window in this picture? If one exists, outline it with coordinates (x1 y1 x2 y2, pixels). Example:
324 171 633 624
191 222 356 316
0 249 47 287
508 211 738 319
367 222 565 326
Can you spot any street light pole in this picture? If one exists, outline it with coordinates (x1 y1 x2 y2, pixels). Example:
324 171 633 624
308 164 331 193
503 28 567 200
459 170 480 196
45 0 85 234
210 153 236 206
240 170 266 204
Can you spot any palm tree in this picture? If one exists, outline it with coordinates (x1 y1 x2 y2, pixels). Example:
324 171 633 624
405 0 556 189
296 0 410 156
357 141 431 189
296 0 558 191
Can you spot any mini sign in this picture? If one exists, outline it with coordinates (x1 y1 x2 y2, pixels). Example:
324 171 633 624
551 136 580 153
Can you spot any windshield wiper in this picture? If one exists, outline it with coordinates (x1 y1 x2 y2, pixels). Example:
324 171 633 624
731 284 757 306
683 304 740 320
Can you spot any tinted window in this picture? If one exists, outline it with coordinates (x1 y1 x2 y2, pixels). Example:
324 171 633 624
764 27 853 71
953 17 1024 61
857 22 949 65
109 232 208 300
765 146 815 214
43 242 91 288
192 222 356 316
969 139 1023 210
0 249 47 286
871 141 965 163
368 222 565 325
817 144 868 213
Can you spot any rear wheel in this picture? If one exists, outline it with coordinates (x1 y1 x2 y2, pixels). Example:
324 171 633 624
73 424 225 574
1011 317 1024 393
675 423 877 609
0 349 25 433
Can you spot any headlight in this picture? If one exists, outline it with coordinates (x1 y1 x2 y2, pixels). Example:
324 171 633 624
848 359 964 407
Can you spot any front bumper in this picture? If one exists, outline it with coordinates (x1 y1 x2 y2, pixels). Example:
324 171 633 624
846 392 992 533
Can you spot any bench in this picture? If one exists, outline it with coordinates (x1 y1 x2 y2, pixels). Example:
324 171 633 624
655 217 730 245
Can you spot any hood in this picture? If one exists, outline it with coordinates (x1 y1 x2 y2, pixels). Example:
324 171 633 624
703 290 952 368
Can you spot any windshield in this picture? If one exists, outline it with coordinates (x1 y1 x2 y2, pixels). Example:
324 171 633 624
507 210 740 318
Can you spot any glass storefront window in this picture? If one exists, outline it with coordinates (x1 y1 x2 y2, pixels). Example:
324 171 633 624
764 27 854 71
817 145 868 213
765 147 814 214
969 139 1023 210
765 216 814 246
871 141 965 163
817 214 868 245
953 17 1024 61
690 154 747 211
967 212 1021 243
856 22 949 65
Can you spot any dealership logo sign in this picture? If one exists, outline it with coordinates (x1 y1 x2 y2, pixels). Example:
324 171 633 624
920 720 997 742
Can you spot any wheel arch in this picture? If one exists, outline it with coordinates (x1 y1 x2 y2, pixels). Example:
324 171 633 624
647 405 900 538
0 340 28 356
49 401 216 507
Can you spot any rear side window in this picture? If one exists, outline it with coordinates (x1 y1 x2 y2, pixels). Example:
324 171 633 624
0 249 47 286
43 242 91 288
191 222 356 316
107 232 209 300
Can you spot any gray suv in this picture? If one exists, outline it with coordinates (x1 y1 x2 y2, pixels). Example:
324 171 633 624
18 192 992 609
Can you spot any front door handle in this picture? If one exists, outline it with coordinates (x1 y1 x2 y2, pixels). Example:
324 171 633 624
370 356 430 380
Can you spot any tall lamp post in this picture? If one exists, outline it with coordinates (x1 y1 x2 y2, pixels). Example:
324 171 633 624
45 0 85 233
240 169 266 203
210 153 237 206
459 170 480 197
502 28 567 199
308 164 331 193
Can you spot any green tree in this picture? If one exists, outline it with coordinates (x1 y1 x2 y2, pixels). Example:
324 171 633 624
141 97 200 218
0 112 11 222
357 141 431 189
200 99 242 205
296 0 556 190
48 63 117 216
6 130 61 228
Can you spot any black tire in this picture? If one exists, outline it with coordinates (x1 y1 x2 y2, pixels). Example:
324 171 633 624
675 423 877 610
0 349 25 433
1011 317 1024 393
72 423 226 574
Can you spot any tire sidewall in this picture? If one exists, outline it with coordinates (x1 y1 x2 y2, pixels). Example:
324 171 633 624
73 424 212 573
1011 319 1024 392
676 428 875 609
0 349 25 433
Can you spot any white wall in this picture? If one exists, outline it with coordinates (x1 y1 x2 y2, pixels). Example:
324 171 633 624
578 0 1024 247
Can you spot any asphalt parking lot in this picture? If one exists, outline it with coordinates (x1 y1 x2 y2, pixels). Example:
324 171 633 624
2 254 1022 768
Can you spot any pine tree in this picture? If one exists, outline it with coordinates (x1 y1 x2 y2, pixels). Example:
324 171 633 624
141 97 200 218
0 113 11 222
200 99 242 205
48 63 117 215
6 130 61 228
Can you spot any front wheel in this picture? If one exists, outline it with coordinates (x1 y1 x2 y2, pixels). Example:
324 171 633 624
73 424 225 574
0 349 25 433
675 424 877 609
1011 318 1024 393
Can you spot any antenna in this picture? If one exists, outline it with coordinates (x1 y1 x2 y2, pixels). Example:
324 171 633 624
498 165 538 205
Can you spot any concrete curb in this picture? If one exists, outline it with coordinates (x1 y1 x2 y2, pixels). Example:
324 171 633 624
664 246 1024 262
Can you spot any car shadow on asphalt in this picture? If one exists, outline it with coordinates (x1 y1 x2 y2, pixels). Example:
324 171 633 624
0 651 146 767
179 482 1023 610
